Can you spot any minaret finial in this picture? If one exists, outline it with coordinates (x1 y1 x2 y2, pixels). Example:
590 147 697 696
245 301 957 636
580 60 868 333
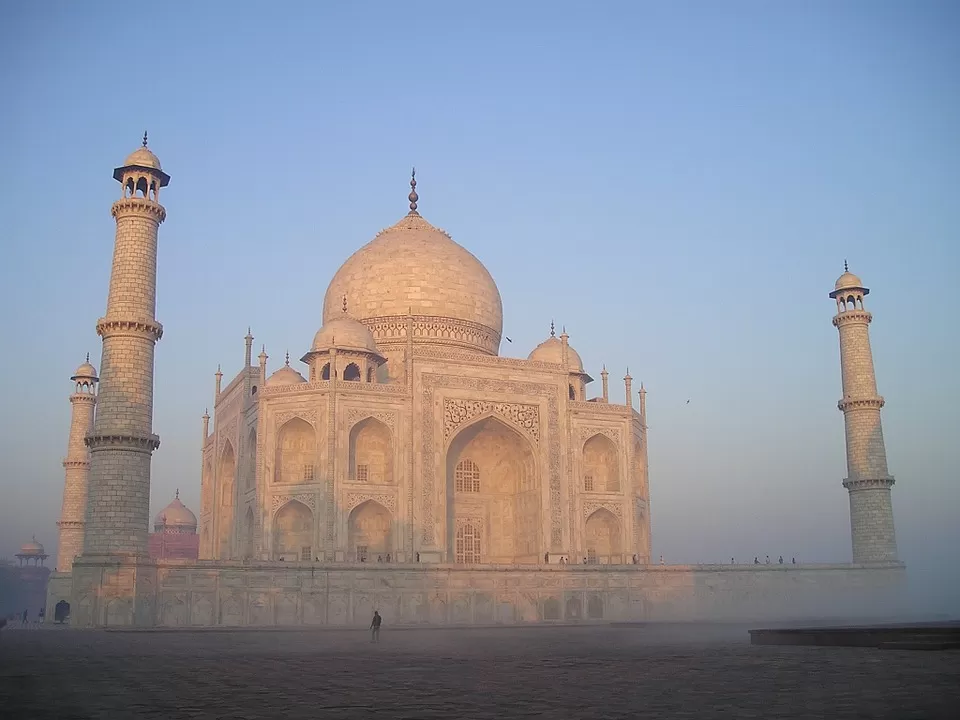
550 320 555 337
285 350 290 366
844 258 849 272
86 352 90 363
408 167 419 215
142 130 148 148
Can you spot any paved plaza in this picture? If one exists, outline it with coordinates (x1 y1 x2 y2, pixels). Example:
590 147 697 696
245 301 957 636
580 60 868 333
1 624 958 719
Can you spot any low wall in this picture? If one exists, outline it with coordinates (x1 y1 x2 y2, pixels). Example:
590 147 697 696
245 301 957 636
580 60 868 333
66 559 907 628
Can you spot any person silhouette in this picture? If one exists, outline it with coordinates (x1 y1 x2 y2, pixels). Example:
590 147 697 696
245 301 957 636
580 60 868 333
370 610 382 643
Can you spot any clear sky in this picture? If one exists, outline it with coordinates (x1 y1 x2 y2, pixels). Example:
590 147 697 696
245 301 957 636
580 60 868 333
1 2 957 612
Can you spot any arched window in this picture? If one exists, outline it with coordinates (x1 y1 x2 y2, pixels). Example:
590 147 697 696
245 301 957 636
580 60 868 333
456 523 481 564
320 363 331 380
455 459 481 492
367 367 374 383
343 363 361 381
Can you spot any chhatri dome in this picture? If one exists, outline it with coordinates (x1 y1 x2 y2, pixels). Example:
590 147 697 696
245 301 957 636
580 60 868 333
528 322 587 373
266 353 307 387
153 490 198 534
833 261 867 293
19 537 45 556
322 170 503 356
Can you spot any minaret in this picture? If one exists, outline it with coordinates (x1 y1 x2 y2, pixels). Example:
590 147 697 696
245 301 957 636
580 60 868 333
601 366 609 402
244 328 254 368
830 264 898 563
82 134 170 557
56 356 98 571
624 368 633 410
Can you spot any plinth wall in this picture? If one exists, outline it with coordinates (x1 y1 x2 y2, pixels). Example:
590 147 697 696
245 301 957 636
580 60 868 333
66 560 906 627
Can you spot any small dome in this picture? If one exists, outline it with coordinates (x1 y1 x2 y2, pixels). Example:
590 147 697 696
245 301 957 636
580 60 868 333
834 270 864 291
528 335 585 372
311 316 381 355
266 363 307 387
154 492 198 532
123 146 162 171
19 537 45 555
72 356 98 381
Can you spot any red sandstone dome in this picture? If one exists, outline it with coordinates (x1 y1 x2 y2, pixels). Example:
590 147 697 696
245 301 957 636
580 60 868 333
153 491 198 533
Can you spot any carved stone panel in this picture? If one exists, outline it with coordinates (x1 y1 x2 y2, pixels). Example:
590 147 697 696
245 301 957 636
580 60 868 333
577 426 622 447
583 500 623 521
346 491 397 514
275 409 317 428
443 399 540 445
346 409 397 433
272 493 317 512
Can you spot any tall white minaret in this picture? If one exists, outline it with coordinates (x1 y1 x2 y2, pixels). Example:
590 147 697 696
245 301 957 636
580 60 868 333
56 356 98 571
82 133 169 557
830 264 898 563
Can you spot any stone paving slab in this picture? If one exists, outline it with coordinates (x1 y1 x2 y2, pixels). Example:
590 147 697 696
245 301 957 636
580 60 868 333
1 625 958 719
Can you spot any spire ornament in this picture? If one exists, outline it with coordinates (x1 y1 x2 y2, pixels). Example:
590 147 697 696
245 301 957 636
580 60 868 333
142 131 148 148
844 259 849 272
285 351 290 366
550 320 555 338
342 295 348 314
408 167 419 215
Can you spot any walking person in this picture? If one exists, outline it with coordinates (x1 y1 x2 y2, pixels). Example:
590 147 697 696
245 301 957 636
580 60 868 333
370 610 382 643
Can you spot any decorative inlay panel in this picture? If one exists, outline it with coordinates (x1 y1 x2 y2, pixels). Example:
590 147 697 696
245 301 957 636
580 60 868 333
443 399 540 445
218 418 239 454
346 491 397 514
346 409 397 433
583 500 623 521
275 409 317 428
272 493 317 512
577 426 622 447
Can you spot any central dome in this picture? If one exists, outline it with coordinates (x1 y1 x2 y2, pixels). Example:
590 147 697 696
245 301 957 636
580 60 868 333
323 211 503 355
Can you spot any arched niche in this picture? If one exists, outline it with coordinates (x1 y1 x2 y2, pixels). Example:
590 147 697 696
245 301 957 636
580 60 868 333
348 500 392 562
218 442 236 559
275 418 316 484
343 362 361 381
273 500 313 561
583 434 620 492
445 416 540 564
585 508 621 564
242 506 255 560
348 417 394 485
245 428 257 490
632 439 646 497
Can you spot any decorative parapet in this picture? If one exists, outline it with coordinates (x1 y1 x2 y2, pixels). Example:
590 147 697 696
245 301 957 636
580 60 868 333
366 315 501 356
86 432 160 454
838 396 885 412
95 317 163 342
833 310 872 327
842 477 896 491
111 197 166 222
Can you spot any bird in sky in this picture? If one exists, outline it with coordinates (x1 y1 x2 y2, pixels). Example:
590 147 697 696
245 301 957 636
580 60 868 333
505 336 513 343
686 399 690 404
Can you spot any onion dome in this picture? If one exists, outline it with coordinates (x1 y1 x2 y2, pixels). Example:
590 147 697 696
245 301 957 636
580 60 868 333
71 353 98 382
322 171 503 356
153 490 198 533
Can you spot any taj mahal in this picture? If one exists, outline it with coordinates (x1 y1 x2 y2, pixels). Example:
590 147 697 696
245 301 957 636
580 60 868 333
45 137 904 627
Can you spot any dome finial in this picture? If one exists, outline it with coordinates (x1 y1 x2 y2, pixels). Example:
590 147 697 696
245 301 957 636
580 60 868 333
550 320 555 337
175 488 179 499
86 352 90 363
142 130 148 148
342 294 348 314
408 167 419 215
285 350 290 366
844 258 849 272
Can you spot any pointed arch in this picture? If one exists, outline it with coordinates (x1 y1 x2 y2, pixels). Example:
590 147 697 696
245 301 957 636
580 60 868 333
217 441 237 559
343 362 361 381
273 499 313 561
348 499 392 562
348 417 394 485
585 508 621 564
445 415 540 564
583 433 620 492
275 418 316 484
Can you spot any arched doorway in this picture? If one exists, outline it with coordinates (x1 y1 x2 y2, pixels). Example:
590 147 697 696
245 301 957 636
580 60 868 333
275 418 316 484
273 500 313 561
583 434 620 492
445 416 540 564
584 508 622 564
348 500 392 562
348 418 394 485
218 442 236 559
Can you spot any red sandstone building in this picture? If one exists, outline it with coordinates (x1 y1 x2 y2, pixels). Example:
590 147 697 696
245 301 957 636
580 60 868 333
148 491 199 561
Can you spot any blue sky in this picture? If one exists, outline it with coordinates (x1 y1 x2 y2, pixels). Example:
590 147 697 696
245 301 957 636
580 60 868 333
1 1 957 611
